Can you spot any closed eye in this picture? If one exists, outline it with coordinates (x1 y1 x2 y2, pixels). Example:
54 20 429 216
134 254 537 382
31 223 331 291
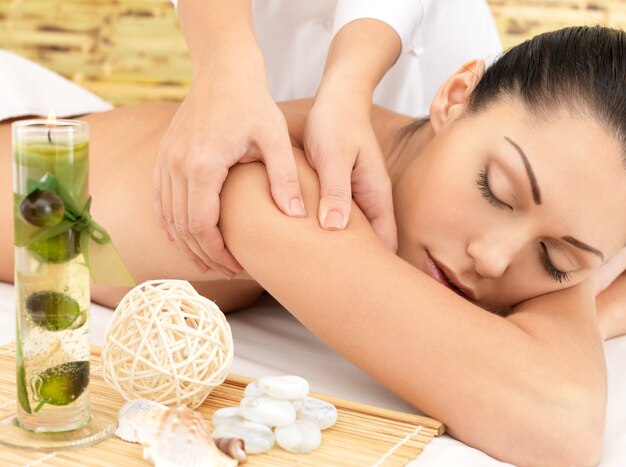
539 242 571 283
476 167 571 284
476 167 512 210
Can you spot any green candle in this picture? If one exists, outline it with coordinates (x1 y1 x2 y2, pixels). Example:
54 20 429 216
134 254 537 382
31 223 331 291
1 119 120 450
12 118 92 433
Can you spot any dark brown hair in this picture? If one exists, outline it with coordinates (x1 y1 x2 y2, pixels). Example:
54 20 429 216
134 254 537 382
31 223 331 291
399 26 626 161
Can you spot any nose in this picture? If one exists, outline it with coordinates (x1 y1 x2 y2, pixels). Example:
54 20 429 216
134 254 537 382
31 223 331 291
466 231 522 279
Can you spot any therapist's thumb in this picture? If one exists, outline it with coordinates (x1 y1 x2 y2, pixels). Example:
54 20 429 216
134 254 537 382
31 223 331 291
259 133 307 218
317 157 353 230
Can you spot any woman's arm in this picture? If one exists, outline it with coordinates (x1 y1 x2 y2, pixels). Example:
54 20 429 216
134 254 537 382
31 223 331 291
597 272 626 340
219 151 605 466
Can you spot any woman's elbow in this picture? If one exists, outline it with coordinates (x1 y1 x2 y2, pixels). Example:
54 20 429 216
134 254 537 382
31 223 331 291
557 393 605 467
440 381 606 467
556 376 606 466
512 385 605 467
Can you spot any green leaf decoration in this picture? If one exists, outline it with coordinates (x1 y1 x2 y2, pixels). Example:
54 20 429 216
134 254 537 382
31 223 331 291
16 337 31 414
16 172 135 286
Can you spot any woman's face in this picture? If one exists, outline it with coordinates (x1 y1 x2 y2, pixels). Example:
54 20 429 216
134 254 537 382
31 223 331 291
394 100 626 312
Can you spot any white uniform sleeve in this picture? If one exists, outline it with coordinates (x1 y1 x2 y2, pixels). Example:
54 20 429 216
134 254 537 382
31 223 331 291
170 0 178 12
332 0 433 56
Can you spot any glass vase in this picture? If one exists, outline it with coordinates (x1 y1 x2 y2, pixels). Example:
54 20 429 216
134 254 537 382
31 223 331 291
0 118 116 450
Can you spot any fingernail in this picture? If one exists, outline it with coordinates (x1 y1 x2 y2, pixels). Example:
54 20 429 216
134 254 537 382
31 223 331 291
289 198 306 217
323 210 345 230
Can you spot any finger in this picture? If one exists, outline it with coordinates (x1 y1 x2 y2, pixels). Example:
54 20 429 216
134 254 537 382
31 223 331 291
258 131 307 218
315 152 353 230
354 190 398 253
151 163 174 242
160 164 177 242
170 166 237 277
164 178 218 274
188 166 243 273
164 152 238 277
196 222 243 276
352 158 398 252
165 161 224 275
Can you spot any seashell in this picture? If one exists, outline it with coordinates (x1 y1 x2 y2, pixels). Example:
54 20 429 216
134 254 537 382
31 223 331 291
297 397 337 430
257 375 309 400
212 406 245 427
131 405 238 466
214 438 248 463
240 396 296 427
274 420 321 453
243 381 265 398
213 420 275 454
116 399 167 443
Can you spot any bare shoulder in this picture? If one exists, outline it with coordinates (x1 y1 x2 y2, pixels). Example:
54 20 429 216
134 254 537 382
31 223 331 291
277 99 410 149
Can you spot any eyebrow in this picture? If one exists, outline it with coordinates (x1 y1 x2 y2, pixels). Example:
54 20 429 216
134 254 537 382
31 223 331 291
504 136 541 205
503 136 605 263
561 236 604 262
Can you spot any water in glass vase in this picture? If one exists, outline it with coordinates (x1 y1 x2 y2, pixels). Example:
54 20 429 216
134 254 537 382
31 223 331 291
15 255 91 432
13 127 91 432
0 118 117 451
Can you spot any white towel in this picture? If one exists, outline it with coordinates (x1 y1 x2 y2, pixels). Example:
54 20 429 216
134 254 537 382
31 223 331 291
0 50 112 122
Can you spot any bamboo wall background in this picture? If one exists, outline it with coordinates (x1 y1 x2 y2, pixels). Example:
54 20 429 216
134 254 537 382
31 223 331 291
0 0 625 106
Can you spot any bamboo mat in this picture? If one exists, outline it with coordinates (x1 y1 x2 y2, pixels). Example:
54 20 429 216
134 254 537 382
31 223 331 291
0 343 444 466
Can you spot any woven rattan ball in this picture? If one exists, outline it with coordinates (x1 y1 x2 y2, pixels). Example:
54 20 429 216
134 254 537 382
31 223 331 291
102 279 233 409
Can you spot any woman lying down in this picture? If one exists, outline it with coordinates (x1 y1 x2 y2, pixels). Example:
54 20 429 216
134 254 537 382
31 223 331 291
1 26 626 466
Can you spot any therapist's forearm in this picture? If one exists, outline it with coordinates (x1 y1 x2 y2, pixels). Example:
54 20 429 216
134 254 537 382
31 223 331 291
597 271 626 340
176 0 265 79
317 18 401 103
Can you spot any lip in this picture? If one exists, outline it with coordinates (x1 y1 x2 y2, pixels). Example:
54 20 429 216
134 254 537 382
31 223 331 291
425 252 476 301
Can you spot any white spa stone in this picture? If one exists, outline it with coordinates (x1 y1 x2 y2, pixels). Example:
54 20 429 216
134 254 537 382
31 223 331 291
213 420 275 454
257 375 309 400
211 406 245 427
290 398 304 412
243 381 266 398
297 396 338 430
240 396 296 427
274 420 322 453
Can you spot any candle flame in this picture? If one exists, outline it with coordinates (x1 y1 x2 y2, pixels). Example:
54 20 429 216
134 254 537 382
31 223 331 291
46 109 56 125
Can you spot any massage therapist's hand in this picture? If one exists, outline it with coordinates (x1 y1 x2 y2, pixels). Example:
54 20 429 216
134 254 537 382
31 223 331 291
300 18 402 252
303 91 398 252
153 69 306 278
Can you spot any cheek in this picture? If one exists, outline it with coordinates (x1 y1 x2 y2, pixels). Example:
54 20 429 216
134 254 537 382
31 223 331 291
413 162 486 240
396 143 494 258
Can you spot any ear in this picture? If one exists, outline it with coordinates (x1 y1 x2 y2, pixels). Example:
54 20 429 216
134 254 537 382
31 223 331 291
429 59 486 133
